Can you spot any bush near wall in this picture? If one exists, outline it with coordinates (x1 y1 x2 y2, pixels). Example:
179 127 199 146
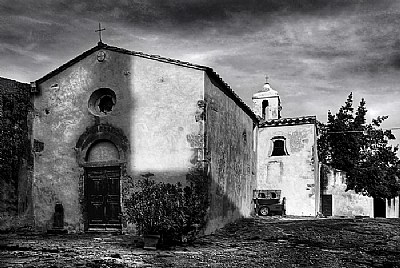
125 171 209 246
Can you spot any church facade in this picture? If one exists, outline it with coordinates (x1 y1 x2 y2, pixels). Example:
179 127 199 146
30 42 257 233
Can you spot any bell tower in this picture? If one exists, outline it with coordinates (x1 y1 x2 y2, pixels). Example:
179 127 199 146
252 76 281 120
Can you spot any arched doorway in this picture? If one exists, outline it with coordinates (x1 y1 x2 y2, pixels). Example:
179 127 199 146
85 140 121 229
76 124 129 231
85 140 122 229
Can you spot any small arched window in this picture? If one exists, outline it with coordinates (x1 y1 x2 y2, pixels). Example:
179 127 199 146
271 136 288 156
262 100 269 119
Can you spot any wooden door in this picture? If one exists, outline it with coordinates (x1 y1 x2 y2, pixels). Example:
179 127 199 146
86 166 121 228
374 198 386 218
322 194 333 216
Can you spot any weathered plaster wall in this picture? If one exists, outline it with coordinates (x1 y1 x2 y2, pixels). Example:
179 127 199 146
128 56 203 181
386 197 399 218
204 74 257 233
33 49 203 232
257 124 318 216
33 50 130 231
321 166 373 217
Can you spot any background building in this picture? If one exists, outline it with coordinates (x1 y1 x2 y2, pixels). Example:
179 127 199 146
253 81 320 216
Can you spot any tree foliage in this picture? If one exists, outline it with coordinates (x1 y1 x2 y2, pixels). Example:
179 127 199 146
0 80 31 214
318 93 400 199
0 85 31 180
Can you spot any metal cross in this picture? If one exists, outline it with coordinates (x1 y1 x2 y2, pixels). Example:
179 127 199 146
95 23 106 43
265 75 269 84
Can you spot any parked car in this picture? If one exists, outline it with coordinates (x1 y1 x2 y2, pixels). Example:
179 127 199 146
253 190 285 216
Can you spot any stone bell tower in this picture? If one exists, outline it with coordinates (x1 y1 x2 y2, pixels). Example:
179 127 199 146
252 76 281 120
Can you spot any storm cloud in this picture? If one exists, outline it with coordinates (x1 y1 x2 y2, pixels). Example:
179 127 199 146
1 0 400 133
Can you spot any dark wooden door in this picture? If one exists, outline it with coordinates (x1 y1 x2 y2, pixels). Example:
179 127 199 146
374 198 386 218
322 194 333 216
86 166 121 228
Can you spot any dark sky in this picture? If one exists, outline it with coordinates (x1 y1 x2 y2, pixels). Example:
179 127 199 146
1 0 400 139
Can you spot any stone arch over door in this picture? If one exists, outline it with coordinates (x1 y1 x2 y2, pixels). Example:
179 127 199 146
75 124 129 231
86 140 120 163
76 124 129 166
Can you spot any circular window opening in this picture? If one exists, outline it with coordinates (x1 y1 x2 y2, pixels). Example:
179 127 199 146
88 88 116 116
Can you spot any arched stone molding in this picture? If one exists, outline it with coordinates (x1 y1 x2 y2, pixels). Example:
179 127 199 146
75 123 129 166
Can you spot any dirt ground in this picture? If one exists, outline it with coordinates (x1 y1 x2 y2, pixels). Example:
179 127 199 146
1 217 400 268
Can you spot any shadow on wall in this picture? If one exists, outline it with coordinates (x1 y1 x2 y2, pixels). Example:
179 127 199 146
73 51 135 233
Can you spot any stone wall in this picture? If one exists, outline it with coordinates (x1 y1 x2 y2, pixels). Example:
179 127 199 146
257 123 319 216
0 77 33 229
204 74 257 233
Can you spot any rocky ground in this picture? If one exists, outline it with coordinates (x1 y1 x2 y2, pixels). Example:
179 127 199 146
1 217 400 268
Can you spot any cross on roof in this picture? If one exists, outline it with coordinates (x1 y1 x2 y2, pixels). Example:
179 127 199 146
95 23 106 43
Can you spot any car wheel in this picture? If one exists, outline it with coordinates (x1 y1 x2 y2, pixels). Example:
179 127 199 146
259 206 269 216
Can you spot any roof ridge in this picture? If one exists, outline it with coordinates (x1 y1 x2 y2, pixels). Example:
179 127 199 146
103 44 209 70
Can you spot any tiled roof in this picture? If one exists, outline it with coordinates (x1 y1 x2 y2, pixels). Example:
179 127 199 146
35 42 258 122
260 116 316 127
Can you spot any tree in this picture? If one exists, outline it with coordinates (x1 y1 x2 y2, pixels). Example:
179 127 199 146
0 80 31 214
318 93 400 199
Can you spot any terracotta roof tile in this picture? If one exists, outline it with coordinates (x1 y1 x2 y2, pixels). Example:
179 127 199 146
260 116 316 127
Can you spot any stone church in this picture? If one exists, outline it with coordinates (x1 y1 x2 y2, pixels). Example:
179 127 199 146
2 42 396 234
28 42 258 233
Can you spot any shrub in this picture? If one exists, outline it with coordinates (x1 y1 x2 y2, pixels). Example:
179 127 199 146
125 172 209 245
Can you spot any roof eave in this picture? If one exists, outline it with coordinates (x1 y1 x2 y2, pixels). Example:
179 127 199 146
260 116 317 127
205 69 259 122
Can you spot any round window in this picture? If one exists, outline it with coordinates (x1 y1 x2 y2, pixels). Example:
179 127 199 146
88 88 116 116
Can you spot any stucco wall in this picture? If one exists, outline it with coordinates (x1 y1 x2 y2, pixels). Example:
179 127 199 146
204 74 257 233
33 49 203 232
386 197 399 218
129 57 203 179
257 123 318 216
321 166 373 217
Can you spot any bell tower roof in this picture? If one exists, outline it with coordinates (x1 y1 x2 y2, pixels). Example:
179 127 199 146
252 75 281 120
252 75 279 99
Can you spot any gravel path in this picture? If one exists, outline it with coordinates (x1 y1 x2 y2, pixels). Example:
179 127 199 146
1 217 400 267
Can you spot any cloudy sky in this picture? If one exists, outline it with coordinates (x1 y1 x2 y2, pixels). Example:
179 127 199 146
1 0 400 138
